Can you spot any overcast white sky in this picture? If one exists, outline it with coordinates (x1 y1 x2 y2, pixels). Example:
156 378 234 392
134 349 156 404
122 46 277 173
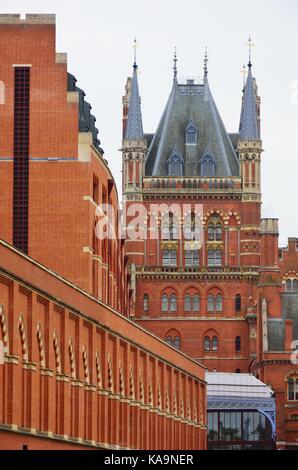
1 0 298 245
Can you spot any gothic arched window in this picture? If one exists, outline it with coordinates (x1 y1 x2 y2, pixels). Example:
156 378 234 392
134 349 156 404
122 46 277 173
216 294 223 312
204 336 210 352
168 148 184 176
288 377 298 401
174 336 181 350
185 119 198 145
212 336 218 352
193 294 200 312
200 151 216 176
207 294 214 312
170 294 177 312
162 294 169 312
184 294 191 312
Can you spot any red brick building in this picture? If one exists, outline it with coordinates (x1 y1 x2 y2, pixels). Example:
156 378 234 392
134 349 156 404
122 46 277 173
0 14 207 450
121 47 298 449
0 12 297 450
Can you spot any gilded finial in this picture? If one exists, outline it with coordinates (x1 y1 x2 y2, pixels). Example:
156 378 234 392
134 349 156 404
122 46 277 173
133 38 138 69
204 46 208 79
246 36 255 68
173 47 177 81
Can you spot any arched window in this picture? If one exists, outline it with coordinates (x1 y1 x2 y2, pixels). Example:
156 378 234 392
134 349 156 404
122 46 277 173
185 120 198 145
207 217 223 242
184 294 191 312
200 152 216 176
143 294 149 312
286 279 292 292
162 249 177 266
288 377 298 401
193 294 200 312
207 294 214 312
165 336 173 346
294 280 298 291
174 336 181 350
235 294 241 313
204 336 210 352
170 294 177 312
235 368 241 373
212 336 218 352
216 294 223 312
168 148 184 176
162 294 169 312
235 336 241 352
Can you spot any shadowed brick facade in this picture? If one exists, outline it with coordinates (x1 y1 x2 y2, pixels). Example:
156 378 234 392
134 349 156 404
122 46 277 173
0 14 207 450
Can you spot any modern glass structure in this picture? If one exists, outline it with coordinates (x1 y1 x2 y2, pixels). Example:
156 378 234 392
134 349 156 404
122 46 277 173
206 372 276 450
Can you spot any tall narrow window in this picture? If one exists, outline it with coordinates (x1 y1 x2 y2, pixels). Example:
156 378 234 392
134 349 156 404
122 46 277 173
204 336 210 352
235 336 241 352
235 294 241 313
193 294 200 312
288 379 295 401
286 279 292 292
216 294 223 312
162 294 169 312
13 67 30 253
215 223 223 241
143 294 149 312
207 294 214 312
174 336 181 350
170 294 177 312
184 294 191 312
212 336 218 352
294 280 298 291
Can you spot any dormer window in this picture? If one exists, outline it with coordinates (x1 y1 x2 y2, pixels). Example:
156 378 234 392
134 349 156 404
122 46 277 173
200 150 216 176
168 147 184 176
185 120 198 145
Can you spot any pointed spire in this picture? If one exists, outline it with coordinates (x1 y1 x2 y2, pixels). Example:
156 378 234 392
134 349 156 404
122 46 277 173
173 47 177 81
239 38 259 140
125 39 144 140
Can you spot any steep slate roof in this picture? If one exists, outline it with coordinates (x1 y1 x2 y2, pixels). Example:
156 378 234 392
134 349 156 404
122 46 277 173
125 64 144 140
145 78 239 177
239 64 259 140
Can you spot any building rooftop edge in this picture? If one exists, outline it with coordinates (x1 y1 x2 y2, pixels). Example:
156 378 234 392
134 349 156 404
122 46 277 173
0 14 56 24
